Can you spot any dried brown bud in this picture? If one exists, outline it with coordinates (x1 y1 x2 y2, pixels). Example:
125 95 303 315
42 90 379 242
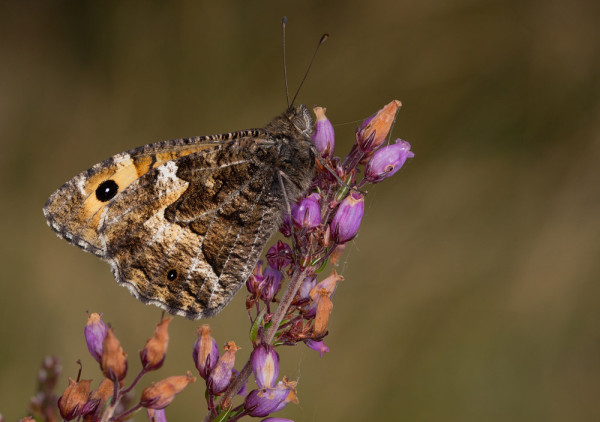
310 270 343 337
101 328 128 381
57 377 92 420
140 317 172 371
140 372 196 410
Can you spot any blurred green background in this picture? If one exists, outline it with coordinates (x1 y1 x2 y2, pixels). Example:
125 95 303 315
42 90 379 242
1 0 600 420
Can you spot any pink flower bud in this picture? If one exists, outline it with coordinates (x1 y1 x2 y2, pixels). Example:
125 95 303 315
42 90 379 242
251 344 280 389
305 340 330 357
365 139 413 183
208 341 241 395
84 313 107 363
311 106 335 159
330 192 364 244
266 241 293 270
355 100 401 154
192 325 219 379
291 193 321 229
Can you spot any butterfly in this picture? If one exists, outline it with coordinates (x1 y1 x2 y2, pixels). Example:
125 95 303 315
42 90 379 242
43 105 317 319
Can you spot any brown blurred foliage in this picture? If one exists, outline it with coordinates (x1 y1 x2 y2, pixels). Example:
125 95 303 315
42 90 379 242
1 0 599 421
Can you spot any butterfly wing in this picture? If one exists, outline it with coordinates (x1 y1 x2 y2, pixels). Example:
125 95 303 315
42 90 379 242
44 132 281 318
43 137 226 255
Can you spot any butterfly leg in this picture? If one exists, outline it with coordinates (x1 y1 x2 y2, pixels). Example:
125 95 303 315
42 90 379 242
277 171 298 252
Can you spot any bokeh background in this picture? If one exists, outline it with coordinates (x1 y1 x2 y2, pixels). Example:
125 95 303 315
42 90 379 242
1 0 600 420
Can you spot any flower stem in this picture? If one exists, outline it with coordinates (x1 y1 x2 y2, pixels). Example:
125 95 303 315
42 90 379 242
208 266 311 417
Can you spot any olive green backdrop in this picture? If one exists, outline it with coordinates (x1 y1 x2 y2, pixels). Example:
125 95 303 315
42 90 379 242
1 0 599 421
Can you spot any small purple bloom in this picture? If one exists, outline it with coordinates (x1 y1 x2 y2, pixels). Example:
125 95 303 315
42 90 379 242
279 213 292 237
147 408 167 422
291 193 321 230
365 139 413 183
298 275 317 301
251 344 280 389
84 313 107 363
330 192 364 244
244 378 297 417
247 260 266 294
208 342 240 395
311 106 335 159
259 266 284 303
305 340 330 357
192 325 219 379
266 241 293 270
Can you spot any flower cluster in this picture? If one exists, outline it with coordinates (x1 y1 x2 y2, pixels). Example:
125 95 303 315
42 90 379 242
15 101 412 422
205 100 413 420
55 313 196 422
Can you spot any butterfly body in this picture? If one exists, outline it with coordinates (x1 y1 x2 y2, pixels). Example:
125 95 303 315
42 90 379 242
44 105 315 318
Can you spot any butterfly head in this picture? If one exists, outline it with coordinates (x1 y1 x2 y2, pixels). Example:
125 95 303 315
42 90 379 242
285 104 313 138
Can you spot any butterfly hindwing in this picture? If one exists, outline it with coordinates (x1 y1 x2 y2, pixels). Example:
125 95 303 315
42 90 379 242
98 137 279 318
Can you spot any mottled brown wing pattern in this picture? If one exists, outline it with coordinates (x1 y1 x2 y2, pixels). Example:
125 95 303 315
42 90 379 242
44 105 316 319
43 133 259 255
99 138 280 318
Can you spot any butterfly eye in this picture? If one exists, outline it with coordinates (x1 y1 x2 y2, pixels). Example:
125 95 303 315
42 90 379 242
96 179 119 202
166 269 178 281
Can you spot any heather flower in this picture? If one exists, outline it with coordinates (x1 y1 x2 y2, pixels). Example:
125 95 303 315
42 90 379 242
251 344 279 389
82 378 113 418
330 192 364 244
310 270 343 337
140 317 171 371
291 193 321 229
266 241 293 270
244 378 298 417
259 266 284 303
192 325 219 379
101 328 128 382
208 341 241 395
147 408 167 422
365 139 414 183
355 100 402 154
57 377 91 420
305 340 329 357
312 106 335 159
84 313 107 363
279 213 292 237
247 260 266 294
140 372 196 410
297 275 317 301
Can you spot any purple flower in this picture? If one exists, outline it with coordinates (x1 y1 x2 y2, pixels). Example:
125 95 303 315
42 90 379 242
365 139 413 183
251 344 279 389
208 342 240 395
259 266 284 303
279 214 292 237
84 313 107 363
147 408 167 422
330 192 364 244
266 241 293 270
311 106 335 159
244 378 298 417
355 100 402 154
192 325 219 379
247 260 266 294
305 340 330 357
291 193 321 229
298 275 317 301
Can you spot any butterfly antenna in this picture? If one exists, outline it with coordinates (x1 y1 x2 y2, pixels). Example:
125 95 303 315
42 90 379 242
282 16 290 108
290 33 328 107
